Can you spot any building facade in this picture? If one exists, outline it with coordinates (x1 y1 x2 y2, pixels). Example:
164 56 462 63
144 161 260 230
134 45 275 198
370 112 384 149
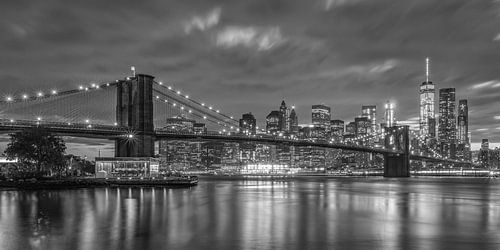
438 88 456 158
266 110 281 134
419 58 436 138
312 104 331 128
384 101 395 128
361 105 376 133
289 107 299 134
239 112 257 135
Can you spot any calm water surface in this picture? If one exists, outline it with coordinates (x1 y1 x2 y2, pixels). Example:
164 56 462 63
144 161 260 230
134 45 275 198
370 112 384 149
1 177 500 250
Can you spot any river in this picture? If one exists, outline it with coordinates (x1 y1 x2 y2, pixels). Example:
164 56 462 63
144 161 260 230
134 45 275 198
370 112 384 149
1 177 499 250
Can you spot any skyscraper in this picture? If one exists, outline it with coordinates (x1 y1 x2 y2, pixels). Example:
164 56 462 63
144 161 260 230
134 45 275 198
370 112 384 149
279 100 289 132
355 117 370 136
289 106 299 134
438 88 456 157
312 104 331 128
384 101 395 127
266 111 281 134
419 58 436 138
239 112 256 135
361 105 376 133
344 121 356 139
457 99 468 145
330 119 344 141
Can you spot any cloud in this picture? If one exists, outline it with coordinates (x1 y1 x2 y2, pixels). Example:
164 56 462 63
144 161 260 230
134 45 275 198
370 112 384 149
369 60 398 73
469 80 500 89
494 33 500 41
184 7 221 34
494 116 500 120
215 26 286 51
324 0 364 11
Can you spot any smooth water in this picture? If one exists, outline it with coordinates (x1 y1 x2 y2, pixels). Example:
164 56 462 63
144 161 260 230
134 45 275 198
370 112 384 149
1 177 499 250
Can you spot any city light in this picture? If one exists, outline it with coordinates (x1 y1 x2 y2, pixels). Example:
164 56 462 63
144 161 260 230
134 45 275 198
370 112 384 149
51 90 57 95
22 94 28 99
37 92 43 97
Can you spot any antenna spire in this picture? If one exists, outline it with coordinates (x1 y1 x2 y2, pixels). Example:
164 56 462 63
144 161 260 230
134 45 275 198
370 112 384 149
425 57 429 82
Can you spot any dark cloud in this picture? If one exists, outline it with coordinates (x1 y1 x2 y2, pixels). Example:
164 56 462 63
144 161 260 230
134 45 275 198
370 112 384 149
1 0 500 156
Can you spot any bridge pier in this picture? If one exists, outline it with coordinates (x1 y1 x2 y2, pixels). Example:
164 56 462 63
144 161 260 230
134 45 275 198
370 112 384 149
115 74 155 157
384 126 410 177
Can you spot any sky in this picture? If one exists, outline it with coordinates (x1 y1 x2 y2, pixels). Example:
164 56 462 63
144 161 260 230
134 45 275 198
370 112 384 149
1 0 500 157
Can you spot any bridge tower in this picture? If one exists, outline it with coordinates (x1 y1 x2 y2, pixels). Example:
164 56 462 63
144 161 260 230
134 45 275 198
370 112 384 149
384 125 410 177
115 74 155 157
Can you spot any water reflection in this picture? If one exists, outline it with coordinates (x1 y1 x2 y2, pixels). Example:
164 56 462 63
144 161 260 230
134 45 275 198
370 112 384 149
0 178 499 250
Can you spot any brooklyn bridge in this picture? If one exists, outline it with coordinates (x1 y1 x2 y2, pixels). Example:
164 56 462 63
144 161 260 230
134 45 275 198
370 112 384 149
0 73 471 177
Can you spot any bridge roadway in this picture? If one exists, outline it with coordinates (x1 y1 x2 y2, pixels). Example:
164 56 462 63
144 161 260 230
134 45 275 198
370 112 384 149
0 120 399 154
0 120 471 165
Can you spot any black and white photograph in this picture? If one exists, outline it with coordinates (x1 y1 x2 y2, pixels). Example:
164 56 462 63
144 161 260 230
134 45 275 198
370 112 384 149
0 0 499 249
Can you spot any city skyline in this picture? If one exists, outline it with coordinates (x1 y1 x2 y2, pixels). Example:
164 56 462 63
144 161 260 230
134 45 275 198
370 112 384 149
1 0 500 157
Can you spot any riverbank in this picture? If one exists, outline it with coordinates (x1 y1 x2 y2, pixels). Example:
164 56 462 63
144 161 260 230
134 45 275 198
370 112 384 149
0 176 198 190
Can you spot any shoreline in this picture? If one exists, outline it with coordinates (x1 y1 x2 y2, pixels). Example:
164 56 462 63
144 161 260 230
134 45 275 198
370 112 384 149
0 177 198 190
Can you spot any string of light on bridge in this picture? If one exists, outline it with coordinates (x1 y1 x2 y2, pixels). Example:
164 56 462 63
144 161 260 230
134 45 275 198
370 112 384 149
1 81 114 104
152 95 240 134
152 80 240 123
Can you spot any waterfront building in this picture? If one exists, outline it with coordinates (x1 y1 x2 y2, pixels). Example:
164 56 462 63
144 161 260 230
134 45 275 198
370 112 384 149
456 99 470 160
438 88 456 158
457 100 468 144
354 117 370 136
479 139 490 167
222 142 240 166
239 112 257 135
344 121 356 140
162 115 196 133
481 139 489 150
312 104 331 129
279 100 290 132
289 106 299 134
419 57 436 138
95 157 159 178
361 105 376 133
266 110 281 134
311 126 327 141
330 119 344 141
384 101 395 127
193 123 206 134
159 140 202 169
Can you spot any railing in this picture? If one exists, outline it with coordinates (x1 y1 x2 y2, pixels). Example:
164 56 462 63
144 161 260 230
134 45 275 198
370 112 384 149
0 119 127 133
154 129 399 154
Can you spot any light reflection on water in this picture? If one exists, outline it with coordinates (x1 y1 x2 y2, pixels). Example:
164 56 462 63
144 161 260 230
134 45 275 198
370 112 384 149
0 177 499 250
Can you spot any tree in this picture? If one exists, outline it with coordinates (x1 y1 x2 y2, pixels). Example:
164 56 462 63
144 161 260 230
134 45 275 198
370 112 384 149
5 127 66 177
